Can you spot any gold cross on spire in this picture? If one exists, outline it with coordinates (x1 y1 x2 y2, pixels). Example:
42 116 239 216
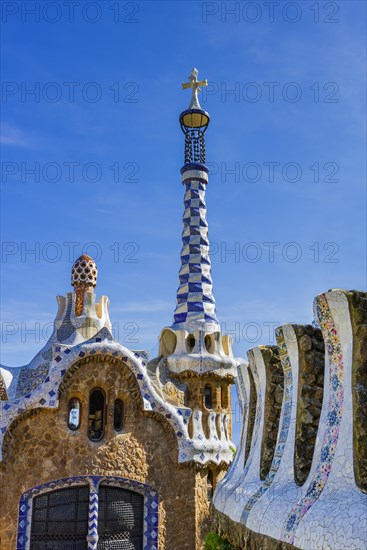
182 68 207 110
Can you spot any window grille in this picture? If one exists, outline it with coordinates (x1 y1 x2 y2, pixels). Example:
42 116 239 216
30 484 144 550
97 485 144 549
30 486 89 549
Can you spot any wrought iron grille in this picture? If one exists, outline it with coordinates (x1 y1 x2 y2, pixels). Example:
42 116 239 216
29 484 144 550
184 129 206 164
30 486 89 549
97 485 144 550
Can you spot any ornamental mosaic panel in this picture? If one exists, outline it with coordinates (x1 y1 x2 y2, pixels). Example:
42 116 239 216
15 363 49 399
281 293 345 544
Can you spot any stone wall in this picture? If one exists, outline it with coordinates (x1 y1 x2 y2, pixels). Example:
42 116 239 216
211 507 294 550
260 346 283 480
0 358 210 549
294 324 324 485
195 469 213 547
244 368 257 464
347 290 367 492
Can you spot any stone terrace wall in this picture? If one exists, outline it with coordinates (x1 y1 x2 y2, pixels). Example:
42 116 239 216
211 507 294 550
212 290 367 550
294 324 324 485
260 346 284 480
347 290 367 492
244 367 257 464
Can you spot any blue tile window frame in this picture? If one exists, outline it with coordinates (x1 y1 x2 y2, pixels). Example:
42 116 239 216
17 475 158 550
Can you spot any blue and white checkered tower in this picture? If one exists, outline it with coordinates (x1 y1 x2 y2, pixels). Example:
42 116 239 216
157 69 239 377
172 68 219 333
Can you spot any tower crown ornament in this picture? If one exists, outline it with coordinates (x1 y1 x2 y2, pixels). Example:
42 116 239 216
182 68 208 111
180 68 210 164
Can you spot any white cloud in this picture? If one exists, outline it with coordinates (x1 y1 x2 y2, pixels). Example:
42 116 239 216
0 124 33 148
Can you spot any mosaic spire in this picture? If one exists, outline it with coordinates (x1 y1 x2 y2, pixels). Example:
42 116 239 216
172 69 219 332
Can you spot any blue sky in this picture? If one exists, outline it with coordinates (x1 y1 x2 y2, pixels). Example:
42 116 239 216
1 1 366 443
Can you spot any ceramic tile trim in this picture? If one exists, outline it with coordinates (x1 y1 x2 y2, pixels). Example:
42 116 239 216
241 331 292 522
281 294 344 543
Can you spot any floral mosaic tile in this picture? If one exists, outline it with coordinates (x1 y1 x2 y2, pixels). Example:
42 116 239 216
281 294 344 544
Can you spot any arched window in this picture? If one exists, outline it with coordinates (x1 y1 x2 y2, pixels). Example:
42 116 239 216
68 398 81 430
207 470 214 500
204 384 212 409
186 334 195 352
113 399 124 432
204 334 215 353
88 388 105 441
160 329 177 356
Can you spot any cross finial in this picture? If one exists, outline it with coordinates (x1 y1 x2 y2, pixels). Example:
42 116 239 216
182 68 208 110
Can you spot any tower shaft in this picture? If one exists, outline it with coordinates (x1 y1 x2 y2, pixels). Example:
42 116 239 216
173 165 219 331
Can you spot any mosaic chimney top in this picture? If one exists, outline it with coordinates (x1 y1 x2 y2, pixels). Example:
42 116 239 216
71 255 98 316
